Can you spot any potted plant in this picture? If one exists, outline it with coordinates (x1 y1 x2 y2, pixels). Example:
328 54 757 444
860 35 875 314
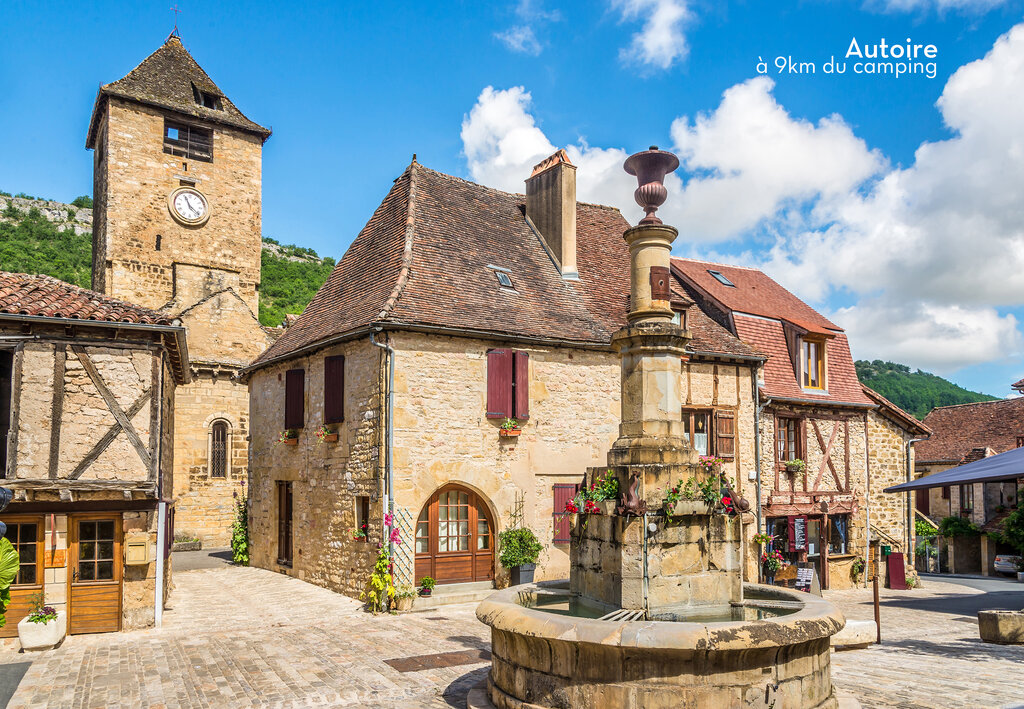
314 424 338 444
276 429 299 446
499 527 543 585
784 459 805 475
499 418 522 437
418 576 436 597
352 524 367 541
395 585 416 611
18 593 65 651
851 557 866 584
761 549 784 585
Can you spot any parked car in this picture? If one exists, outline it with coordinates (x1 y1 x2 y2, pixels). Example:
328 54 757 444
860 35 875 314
993 554 1022 576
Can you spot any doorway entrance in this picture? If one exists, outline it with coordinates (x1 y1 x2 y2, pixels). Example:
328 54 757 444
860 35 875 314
69 515 122 634
414 485 494 585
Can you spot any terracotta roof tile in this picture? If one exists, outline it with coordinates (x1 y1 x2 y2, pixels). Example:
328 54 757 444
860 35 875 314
0 272 173 325
917 398 1024 462
862 385 931 436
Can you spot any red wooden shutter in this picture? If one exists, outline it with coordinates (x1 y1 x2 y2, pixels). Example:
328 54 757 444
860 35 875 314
285 369 305 430
715 410 735 459
324 355 345 424
513 351 529 420
486 349 513 419
552 483 579 543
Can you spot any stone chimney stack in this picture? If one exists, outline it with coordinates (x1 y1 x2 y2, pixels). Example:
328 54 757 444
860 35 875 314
525 149 578 279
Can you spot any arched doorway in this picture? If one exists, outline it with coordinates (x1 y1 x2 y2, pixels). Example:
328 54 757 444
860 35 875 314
414 485 494 585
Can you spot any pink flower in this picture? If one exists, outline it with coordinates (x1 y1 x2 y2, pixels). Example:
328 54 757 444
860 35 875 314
384 512 393 528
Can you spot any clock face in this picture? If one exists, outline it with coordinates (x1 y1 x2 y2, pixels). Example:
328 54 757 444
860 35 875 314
169 188 209 225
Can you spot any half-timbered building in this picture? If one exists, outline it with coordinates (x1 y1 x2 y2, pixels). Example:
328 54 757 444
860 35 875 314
0 272 187 635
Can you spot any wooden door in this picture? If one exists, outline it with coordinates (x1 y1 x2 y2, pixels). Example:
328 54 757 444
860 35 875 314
916 488 930 516
0 516 44 638
414 486 494 585
69 515 122 634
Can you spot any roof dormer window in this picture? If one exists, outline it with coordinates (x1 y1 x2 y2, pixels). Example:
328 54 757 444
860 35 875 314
192 83 222 110
707 269 735 287
802 337 825 390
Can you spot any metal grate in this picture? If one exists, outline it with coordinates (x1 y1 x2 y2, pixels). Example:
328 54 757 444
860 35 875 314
392 505 415 588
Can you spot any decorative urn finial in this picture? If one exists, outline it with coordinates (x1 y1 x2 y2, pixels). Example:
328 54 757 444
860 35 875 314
623 145 680 225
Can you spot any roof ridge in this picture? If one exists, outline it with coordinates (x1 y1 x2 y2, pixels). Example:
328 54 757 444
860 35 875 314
376 160 418 320
671 256 763 272
928 397 1016 412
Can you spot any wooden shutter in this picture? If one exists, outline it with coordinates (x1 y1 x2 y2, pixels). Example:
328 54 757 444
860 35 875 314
486 350 513 419
552 483 579 543
285 369 305 430
513 351 529 420
715 410 735 459
324 355 345 424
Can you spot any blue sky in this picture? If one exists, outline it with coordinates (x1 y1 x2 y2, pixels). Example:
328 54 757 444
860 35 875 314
2 0 1023 396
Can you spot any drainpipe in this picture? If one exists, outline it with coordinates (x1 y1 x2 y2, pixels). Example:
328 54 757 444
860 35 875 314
370 330 395 560
864 421 871 583
642 513 650 618
155 500 166 627
905 438 926 564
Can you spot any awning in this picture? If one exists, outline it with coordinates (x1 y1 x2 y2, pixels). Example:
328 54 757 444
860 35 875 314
885 444 1024 493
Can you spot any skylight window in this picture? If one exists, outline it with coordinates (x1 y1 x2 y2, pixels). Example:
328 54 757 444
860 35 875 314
192 84 222 110
495 271 514 288
707 269 735 287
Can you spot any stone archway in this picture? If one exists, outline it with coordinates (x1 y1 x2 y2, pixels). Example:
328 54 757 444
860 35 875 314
413 484 495 585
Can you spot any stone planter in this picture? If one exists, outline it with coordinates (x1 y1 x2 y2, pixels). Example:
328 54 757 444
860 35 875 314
172 539 201 552
395 596 414 612
595 500 616 515
664 499 712 517
1017 571 1024 582
509 563 536 586
978 610 1024 644
18 612 66 651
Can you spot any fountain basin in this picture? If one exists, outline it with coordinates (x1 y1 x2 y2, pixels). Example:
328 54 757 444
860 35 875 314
476 582 844 709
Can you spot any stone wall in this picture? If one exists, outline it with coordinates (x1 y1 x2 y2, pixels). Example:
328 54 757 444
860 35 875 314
866 410 912 561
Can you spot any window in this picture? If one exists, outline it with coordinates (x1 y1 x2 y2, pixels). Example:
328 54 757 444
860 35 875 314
416 507 429 554
552 483 580 543
155 234 162 251
486 349 529 420
163 119 213 162
801 338 825 390
324 355 345 424
192 83 223 110
828 515 848 555
209 420 229 477
707 269 736 287
495 271 514 288
438 489 470 552
682 409 712 455
0 350 12 477
355 495 369 542
1017 436 1024 448
277 481 293 565
285 369 305 430
77 519 116 581
4 521 40 585
959 484 974 512
942 486 950 500
777 417 801 462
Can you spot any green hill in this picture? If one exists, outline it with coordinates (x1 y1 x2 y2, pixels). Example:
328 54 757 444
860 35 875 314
856 360 998 419
0 194 334 327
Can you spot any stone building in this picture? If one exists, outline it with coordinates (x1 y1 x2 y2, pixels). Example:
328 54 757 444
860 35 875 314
241 153 766 598
0 272 188 636
670 260 927 589
85 35 276 545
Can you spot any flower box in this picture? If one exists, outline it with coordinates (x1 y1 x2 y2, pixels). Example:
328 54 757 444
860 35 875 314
322 433 338 443
283 438 298 446
664 499 713 517
18 611 66 651
595 500 617 515
499 428 522 437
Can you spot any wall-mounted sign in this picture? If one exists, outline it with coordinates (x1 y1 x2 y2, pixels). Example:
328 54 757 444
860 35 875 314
789 515 807 552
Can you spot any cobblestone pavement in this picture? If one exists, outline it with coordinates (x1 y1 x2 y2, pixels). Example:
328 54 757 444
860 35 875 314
0 566 1020 708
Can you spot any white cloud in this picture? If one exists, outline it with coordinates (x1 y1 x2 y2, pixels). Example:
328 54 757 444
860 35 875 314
459 23 1024 372
495 26 542 55
495 1 561 55
613 0 691 70
868 0 1008 13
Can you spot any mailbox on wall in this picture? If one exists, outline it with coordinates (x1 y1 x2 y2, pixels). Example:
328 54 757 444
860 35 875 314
124 533 152 565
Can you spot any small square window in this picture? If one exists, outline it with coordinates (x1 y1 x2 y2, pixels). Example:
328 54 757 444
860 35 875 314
707 270 735 287
166 126 179 141
495 271 513 288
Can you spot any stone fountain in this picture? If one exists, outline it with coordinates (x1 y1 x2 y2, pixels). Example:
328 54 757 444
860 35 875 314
475 147 845 709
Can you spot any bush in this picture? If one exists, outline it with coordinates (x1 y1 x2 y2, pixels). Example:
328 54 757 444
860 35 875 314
71 195 93 209
938 516 979 537
230 497 249 565
499 527 542 568
915 519 938 537
987 507 1024 555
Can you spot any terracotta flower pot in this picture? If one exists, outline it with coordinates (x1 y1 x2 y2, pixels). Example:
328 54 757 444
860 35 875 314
322 433 338 443
283 438 298 446
499 429 522 437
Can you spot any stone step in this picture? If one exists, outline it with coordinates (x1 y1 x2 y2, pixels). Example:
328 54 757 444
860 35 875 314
412 581 495 610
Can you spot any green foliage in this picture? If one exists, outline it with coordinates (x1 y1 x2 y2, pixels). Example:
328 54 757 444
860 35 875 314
230 497 249 565
915 519 938 538
938 515 979 537
361 546 394 612
851 557 865 578
70 195 93 209
0 537 20 628
856 360 997 419
987 507 1024 555
499 527 543 568
418 576 436 590
0 208 91 288
258 244 335 327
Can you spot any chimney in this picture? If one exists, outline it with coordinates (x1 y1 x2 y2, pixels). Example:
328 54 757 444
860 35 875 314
525 149 578 279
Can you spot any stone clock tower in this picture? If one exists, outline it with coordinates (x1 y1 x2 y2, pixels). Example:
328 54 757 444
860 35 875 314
86 34 277 545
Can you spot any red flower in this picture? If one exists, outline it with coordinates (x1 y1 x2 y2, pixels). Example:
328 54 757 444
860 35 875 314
721 496 732 506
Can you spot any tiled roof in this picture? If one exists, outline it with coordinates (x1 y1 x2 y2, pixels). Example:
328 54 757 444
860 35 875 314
671 278 764 360
861 385 931 436
1013 377 1024 392
0 272 173 325
672 258 838 333
86 35 270 148
916 398 1024 462
250 160 758 369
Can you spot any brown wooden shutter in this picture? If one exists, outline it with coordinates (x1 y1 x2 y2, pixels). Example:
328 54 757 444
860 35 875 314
552 483 579 543
715 410 735 459
324 355 345 424
486 349 513 419
285 369 305 430
513 351 529 420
